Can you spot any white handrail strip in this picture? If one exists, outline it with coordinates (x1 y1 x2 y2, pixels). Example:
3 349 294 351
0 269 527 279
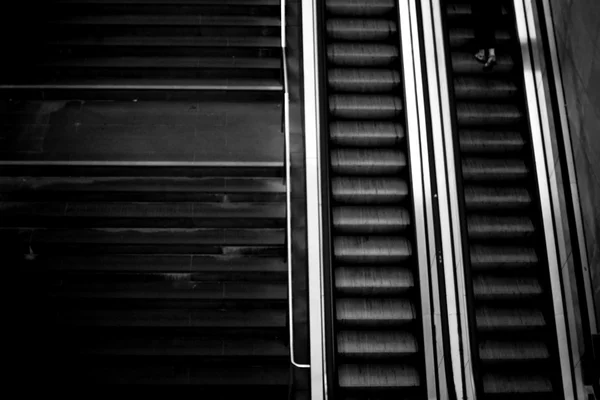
513 1 575 398
427 0 476 398
398 1 439 398
282 0 310 370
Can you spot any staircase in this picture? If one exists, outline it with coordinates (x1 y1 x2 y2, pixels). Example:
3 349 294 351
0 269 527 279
2 0 282 97
0 164 290 393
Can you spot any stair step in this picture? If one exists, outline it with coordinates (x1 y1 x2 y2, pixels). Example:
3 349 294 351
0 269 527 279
78 336 288 357
64 364 289 386
0 176 284 202
473 276 543 300
327 44 399 67
1 77 282 91
33 254 286 274
40 56 280 69
14 227 284 254
57 308 286 328
52 281 287 301
49 35 279 48
449 28 511 48
50 15 280 27
0 201 285 228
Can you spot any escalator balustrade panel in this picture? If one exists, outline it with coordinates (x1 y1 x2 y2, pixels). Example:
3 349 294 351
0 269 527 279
322 0 427 398
443 2 565 399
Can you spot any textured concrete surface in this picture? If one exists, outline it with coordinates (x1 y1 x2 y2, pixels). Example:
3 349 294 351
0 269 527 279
548 0 600 331
0 99 282 162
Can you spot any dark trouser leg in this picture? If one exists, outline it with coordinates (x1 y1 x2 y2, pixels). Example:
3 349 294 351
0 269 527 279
473 2 501 50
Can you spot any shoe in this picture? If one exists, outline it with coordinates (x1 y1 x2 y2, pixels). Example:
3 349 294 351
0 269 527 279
483 55 496 71
474 50 486 63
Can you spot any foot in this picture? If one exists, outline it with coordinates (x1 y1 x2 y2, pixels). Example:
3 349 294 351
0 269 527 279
483 55 496 71
474 49 486 63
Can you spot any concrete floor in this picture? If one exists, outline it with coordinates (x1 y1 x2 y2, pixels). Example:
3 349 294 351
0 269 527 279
0 99 283 162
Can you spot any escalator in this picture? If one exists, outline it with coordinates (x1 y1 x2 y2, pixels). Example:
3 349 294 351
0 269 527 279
319 0 427 398
442 2 565 398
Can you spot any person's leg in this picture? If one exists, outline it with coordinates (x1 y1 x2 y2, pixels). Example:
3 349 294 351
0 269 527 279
483 2 502 70
473 3 487 62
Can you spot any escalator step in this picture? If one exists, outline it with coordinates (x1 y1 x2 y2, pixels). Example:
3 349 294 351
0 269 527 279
338 364 420 388
465 186 532 210
462 158 529 181
330 149 407 175
452 52 515 75
457 103 523 126
332 206 411 234
459 129 526 154
467 215 535 240
336 298 416 325
328 68 401 92
333 236 412 264
326 0 395 17
470 245 539 271
479 340 550 362
482 374 553 395
335 266 414 294
473 276 543 300
337 331 418 357
329 95 403 119
330 121 404 147
327 19 397 41
328 43 398 67
449 28 510 48
476 306 547 331
331 177 409 204
454 77 519 100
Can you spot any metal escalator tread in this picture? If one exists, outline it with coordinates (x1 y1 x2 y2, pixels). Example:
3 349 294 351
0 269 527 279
323 0 427 398
443 1 565 398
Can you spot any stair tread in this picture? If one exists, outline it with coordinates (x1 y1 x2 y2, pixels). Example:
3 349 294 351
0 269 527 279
49 36 280 47
1 77 282 90
80 336 289 357
30 254 286 273
40 56 280 69
58 308 286 327
53 281 287 300
22 227 284 245
1 201 285 219
50 14 280 26
0 176 284 193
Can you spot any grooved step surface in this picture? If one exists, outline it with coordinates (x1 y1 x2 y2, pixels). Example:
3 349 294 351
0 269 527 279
443 2 564 398
322 0 427 397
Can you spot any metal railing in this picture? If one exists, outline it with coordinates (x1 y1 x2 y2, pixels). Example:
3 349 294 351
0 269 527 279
281 0 310 370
